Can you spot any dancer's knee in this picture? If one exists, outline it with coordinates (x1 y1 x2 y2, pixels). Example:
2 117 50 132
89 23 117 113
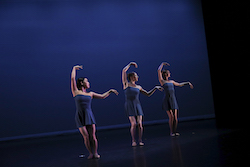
82 136 90 146
131 122 136 128
137 122 143 129
91 134 97 141
167 111 174 119
79 127 89 140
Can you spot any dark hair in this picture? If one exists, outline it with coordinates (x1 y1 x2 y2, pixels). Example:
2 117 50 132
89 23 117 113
76 77 86 90
161 70 169 80
127 72 135 81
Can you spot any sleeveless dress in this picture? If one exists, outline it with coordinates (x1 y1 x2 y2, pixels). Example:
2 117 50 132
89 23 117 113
162 82 179 111
74 94 96 127
124 87 144 116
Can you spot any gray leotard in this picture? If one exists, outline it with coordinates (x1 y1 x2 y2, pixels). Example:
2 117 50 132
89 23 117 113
162 82 179 111
74 94 96 127
124 87 144 116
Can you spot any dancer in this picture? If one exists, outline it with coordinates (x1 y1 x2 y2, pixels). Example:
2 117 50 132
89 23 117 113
158 62 193 137
71 65 118 159
122 62 163 146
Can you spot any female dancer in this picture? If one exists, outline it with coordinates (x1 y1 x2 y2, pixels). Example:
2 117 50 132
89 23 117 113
71 65 118 159
122 62 163 146
158 62 193 137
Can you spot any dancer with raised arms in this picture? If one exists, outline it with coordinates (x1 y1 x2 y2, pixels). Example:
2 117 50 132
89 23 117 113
158 62 193 137
71 65 118 159
122 62 163 147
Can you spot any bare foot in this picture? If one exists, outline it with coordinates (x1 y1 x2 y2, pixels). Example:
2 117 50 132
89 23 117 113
132 141 137 147
139 142 144 146
170 133 175 137
94 153 100 159
87 154 94 159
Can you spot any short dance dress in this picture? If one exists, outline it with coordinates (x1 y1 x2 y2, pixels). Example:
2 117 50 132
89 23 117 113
124 87 144 116
162 82 179 111
74 94 96 127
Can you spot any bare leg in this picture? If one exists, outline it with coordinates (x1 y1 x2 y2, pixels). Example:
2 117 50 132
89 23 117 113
166 110 175 136
87 124 100 159
78 126 93 158
173 109 179 135
129 116 137 146
137 115 144 146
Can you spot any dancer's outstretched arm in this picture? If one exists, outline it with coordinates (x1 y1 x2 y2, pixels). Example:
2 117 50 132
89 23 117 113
158 62 170 85
140 86 164 97
172 81 194 89
91 89 119 99
71 65 83 97
122 62 138 89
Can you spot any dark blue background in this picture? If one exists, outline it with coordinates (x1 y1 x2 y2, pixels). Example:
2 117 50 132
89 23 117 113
0 0 214 138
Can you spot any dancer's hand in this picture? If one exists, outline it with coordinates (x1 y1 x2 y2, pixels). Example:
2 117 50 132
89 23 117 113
155 86 164 91
189 82 194 89
110 89 119 95
129 62 138 68
74 65 83 70
162 62 170 66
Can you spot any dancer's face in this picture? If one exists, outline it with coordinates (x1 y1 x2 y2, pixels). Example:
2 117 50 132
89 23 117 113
165 70 171 78
130 72 139 82
82 78 90 89
133 73 139 82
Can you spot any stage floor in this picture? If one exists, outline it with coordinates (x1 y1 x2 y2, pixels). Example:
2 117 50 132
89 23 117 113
0 119 248 167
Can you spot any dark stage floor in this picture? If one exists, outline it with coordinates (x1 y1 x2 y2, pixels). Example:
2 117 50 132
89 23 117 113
0 119 248 167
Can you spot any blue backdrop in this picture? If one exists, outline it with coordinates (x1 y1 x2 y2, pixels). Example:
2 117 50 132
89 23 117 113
0 0 214 139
